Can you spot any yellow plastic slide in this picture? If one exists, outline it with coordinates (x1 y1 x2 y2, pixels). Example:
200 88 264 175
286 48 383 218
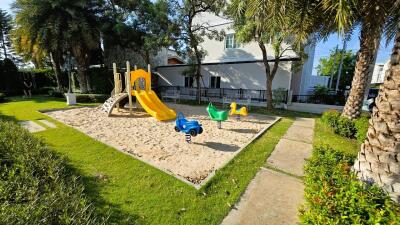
133 90 176 121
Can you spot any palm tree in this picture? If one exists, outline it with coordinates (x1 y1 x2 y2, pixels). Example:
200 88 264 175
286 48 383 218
353 24 400 203
339 1 393 119
11 26 47 69
353 1 400 203
13 0 101 93
294 0 393 119
0 10 12 59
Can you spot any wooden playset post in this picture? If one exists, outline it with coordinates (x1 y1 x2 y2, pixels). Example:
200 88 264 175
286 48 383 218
147 64 151 91
113 63 120 110
126 61 133 115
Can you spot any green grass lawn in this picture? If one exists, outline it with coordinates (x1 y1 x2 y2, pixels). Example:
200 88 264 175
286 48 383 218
313 118 360 156
0 96 295 225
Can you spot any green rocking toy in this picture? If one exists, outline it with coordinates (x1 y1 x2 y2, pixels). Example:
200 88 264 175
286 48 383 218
206 102 229 129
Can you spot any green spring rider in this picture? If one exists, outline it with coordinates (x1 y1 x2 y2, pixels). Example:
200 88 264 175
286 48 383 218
206 102 229 129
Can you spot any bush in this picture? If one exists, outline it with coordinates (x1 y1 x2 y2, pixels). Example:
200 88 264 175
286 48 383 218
87 67 114 94
321 110 369 140
0 59 22 94
355 116 369 144
48 88 65 98
336 116 357 138
75 94 110 103
0 93 5 103
321 109 341 128
300 146 400 224
0 120 107 224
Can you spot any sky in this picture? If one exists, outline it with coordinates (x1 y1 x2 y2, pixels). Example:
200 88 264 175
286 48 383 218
1 0 394 74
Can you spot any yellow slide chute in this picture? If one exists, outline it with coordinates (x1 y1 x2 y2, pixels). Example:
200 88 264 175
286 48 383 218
130 69 176 121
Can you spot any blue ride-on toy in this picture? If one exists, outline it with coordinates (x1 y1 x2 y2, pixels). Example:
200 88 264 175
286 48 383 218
174 112 203 136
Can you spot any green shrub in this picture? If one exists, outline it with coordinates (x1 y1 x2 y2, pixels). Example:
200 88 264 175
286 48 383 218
87 67 114 94
321 109 341 128
300 146 400 224
336 116 357 138
321 110 370 141
0 120 107 224
355 116 369 144
48 88 65 98
75 94 110 103
0 93 5 103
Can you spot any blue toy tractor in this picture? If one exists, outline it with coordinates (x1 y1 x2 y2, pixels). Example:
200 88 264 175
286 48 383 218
174 112 203 136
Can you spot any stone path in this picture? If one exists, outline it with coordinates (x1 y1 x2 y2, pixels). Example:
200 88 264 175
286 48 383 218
221 118 314 225
19 120 56 133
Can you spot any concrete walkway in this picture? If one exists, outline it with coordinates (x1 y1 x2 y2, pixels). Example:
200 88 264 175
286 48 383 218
221 118 314 225
19 120 56 133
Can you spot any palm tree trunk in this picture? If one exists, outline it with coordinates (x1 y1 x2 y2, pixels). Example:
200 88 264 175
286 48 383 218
72 45 90 93
1 30 7 59
76 65 88 93
353 26 400 203
341 22 382 119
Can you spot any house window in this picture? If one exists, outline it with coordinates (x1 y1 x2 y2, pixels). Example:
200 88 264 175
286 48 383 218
210 76 221 88
184 76 194 87
225 34 240 49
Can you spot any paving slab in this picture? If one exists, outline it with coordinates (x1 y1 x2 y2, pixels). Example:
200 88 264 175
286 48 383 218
38 119 57 128
292 118 315 128
221 168 304 225
19 121 46 133
283 125 314 144
267 139 312 176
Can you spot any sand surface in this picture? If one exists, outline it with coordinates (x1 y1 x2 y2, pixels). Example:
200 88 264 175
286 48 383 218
45 104 278 185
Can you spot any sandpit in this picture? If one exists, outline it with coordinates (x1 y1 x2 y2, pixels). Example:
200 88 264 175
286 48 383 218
45 104 279 186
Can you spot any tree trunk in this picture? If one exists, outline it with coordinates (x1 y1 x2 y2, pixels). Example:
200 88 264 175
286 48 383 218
353 26 400 203
76 65 88 93
1 30 7 59
193 45 202 104
50 52 63 90
258 40 279 110
341 21 382 119
72 44 90 93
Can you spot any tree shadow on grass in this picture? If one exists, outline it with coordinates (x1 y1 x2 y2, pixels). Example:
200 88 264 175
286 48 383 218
64 164 144 225
82 175 144 224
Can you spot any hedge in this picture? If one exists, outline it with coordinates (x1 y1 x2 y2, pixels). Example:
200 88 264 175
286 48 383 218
0 93 5 103
75 94 110 103
0 120 107 224
299 146 400 224
321 110 369 143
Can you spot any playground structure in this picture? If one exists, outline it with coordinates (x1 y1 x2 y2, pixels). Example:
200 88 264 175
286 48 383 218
101 61 176 121
229 102 248 120
206 102 229 129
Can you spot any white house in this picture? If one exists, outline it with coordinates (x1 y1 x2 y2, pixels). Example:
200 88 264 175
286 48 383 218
155 12 316 103
371 60 390 84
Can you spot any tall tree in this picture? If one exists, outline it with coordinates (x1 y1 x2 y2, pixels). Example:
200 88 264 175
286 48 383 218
228 0 307 109
316 49 356 90
353 21 400 203
173 0 225 103
13 0 102 93
315 0 393 119
0 10 12 60
11 26 47 69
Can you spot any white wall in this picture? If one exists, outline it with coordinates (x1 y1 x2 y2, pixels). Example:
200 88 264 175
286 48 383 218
194 13 298 63
371 60 389 84
156 61 293 91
